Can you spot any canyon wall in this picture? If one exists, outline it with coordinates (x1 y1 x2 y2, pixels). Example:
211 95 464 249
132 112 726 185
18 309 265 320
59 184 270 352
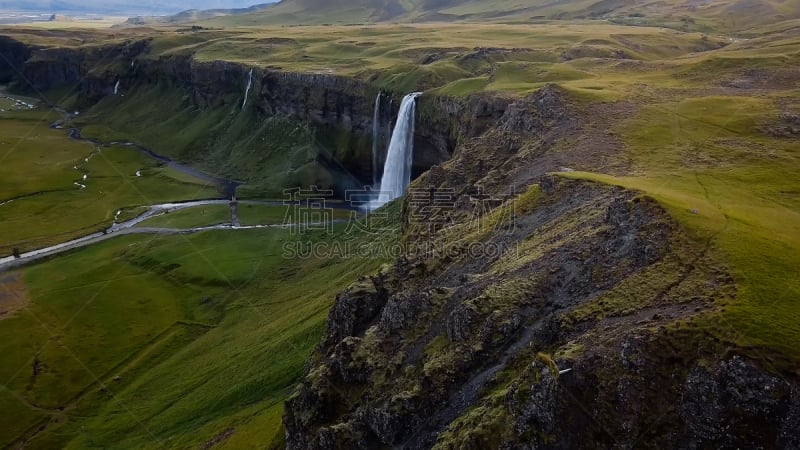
1 36 466 182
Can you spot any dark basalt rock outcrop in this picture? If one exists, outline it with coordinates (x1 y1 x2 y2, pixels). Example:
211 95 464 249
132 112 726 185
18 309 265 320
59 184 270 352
283 84 799 449
0 35 33 83
679 355 800 447
21 47 85 91
284 177 688 449
17 39 151 98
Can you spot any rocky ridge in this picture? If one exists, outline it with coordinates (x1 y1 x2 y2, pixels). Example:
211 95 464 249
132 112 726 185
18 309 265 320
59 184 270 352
282 86 800 448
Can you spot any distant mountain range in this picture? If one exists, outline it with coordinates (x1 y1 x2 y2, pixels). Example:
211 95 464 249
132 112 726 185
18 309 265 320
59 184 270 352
199 0 800 32
127 3 274 24
0 0 277 15
2 0 795 31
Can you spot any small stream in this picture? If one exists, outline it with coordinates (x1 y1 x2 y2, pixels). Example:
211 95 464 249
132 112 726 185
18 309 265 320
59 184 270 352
2 89 240 200
0 94 363 271
57 124 240 199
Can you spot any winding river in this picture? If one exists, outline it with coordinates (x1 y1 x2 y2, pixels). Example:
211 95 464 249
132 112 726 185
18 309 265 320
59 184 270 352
0 100 359 272
53 115 240 199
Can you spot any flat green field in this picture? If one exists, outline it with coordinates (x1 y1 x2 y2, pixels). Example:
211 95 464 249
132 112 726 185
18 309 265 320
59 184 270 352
238 203 353 226
238 204 289 226
0 109 220 255
132 204 354 229
0 208 399 448
136 204 233 229
0 84 392 449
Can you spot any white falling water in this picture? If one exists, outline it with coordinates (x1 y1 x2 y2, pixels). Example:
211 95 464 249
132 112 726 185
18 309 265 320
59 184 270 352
372 92 383 187
241 68 253 110
375 92 422 207
384 97 394 162
113 80 120 95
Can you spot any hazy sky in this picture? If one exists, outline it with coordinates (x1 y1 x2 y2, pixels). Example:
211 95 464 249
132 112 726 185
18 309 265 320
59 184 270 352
0 0 278 15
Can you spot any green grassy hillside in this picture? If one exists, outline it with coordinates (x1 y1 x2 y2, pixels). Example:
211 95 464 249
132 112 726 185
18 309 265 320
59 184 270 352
205 0 800 32
563 90 800 368
0 107 219 255
74 82 348 199
1 206 400 448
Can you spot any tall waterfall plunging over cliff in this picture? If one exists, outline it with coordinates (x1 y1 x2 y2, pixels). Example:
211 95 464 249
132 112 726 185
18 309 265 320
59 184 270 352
113 80 120 95
375 92 421 207
241 68 253 110
372 92 383 187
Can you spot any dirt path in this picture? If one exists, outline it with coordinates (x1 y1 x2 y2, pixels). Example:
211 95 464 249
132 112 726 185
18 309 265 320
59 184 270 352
0 272 29 320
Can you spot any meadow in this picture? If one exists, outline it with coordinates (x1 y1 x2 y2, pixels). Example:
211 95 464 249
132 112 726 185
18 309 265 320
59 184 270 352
73 84 339 199
135 204 233 228
131 203 353 229
183 22 728 96
0 204 399 448
0 106 221 255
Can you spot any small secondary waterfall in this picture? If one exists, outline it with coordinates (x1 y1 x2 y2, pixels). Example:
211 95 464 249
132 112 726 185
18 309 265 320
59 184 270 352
375 92 421 207
113 80 120 95
241 68 253 110
372 92 383 187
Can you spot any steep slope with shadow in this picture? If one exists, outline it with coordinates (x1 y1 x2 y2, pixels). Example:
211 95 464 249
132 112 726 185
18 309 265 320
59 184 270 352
283 85 800 449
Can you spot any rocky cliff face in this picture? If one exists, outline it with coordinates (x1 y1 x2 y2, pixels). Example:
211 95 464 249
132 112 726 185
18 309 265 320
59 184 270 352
2 37 462 182
3 35 563 187
18 39 150 98
283 86 800 449
0 35 32 83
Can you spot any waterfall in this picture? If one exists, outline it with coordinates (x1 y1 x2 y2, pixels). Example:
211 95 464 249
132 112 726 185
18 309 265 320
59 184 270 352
372 92 383 187
375 92 422 207
241 68 253 110
113 80 120 95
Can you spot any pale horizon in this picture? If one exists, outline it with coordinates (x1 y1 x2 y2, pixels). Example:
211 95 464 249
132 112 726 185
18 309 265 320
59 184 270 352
0 0 278 16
